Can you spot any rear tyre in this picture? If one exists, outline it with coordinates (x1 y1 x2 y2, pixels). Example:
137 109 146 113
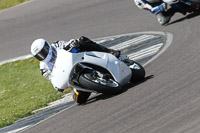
78 72 123 95
130 61 145 82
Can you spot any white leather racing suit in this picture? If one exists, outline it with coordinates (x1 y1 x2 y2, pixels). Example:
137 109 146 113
39 40 66 81
39 39 82 103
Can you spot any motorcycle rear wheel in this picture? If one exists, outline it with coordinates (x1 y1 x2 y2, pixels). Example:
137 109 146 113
78 72 123 95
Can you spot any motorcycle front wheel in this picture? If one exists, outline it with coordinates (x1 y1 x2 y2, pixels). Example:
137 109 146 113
78 72 123 95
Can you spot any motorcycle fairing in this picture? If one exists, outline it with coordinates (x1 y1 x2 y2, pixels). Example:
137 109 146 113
51 50 132 89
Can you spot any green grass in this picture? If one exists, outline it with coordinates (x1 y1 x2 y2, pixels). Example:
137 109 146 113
0 58 64 128
0 0 67 128
0 0 68 128
0 0 28 10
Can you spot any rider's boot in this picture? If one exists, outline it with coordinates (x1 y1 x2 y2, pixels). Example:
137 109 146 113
119 55 134 66
109 49 121 58
156 12 172 25
156 7 178 25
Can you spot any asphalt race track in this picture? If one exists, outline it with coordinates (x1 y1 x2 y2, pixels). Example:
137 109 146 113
1 0 200 133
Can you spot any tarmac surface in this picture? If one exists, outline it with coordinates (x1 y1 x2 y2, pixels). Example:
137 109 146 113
0 31 169 132
0 0 200 133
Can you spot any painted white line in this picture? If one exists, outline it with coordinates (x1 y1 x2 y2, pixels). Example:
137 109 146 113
0 54 32 66
130 49 159 61
19 104 77 133
7 125 31 133
128 43 163 57
0 31 170 67
94 31 164 42
143 32 173 67
32 93 73 113
0 0 33 14
128 43 163 60
109 35 156 50
129 48 159 59
95 31 173 67
96 38 115 44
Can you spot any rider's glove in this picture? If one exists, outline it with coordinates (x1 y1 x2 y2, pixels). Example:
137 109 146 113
40 69 50 79
68 39 80 49
52 41 66 49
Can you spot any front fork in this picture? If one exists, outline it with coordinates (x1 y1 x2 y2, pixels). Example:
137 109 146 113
70 63 93 84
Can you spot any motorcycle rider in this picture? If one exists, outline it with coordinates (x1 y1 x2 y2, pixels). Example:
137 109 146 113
31 36 120 104
134 0 188 25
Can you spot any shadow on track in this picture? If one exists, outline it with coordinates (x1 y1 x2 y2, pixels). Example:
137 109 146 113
80 75 154 105
165 11 200 26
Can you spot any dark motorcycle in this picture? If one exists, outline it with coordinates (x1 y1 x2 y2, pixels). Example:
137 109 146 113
157 0 200 25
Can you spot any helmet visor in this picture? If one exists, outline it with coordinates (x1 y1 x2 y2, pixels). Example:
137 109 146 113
34 42 50 61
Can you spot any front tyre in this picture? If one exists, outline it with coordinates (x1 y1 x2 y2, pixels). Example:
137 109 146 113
78 72 123 95
130 61 145 82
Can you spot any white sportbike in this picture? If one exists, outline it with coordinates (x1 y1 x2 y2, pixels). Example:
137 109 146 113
50 49 145 95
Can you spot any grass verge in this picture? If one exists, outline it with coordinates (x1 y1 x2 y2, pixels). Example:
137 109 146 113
0 58 64 128
0 0 28 10
0 0 67 128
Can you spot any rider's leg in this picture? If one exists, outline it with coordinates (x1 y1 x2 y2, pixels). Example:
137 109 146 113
78 36 120 58
170 3 189 15
163 0 189 15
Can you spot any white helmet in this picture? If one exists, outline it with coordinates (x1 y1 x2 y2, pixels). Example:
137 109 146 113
31 38 51 61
